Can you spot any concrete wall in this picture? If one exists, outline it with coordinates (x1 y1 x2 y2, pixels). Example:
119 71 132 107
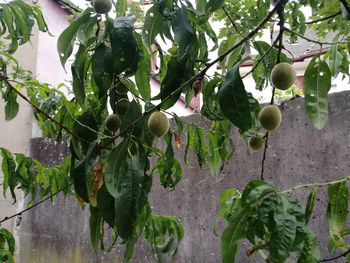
9 90 350 262
0 25 39 230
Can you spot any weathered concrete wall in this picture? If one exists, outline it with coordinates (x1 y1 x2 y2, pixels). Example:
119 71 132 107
0 24 39 231
11 90 350 262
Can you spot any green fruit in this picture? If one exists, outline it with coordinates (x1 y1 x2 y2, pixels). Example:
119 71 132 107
116 99 131 116
92 0 112 14
258 105 282 132
249 133 265 151
271 62 296 91
115 79 130 94
341 3 350 20
105 114 121 132
147 111 170 137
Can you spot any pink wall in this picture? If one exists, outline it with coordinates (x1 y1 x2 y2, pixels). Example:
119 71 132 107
36 0 70 86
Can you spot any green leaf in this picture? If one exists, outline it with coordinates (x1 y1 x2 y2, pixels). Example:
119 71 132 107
160 56 193 109
297 231 320 263
71 65 85 107
268 196 297 262
134 33 151 101
205 0 224 12
0 228 15 259
91 44 113 98
218 65 252 131
327 181 349 249
115 156 145 239
221 208 248 263
104 140 129 198
328 44 343 77
304 56 331 129
241 180 275 206
0 148 17 202
97 184 115 227
57 9 94 68
4 91 19 121
305 189 316 224
89 206 102 250
116 0 127 16
142 5 163 47
171 7 195 61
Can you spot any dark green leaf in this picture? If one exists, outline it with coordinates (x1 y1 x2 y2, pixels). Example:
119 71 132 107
142 5 163 47
134 33 151 101
91 44 113 98
89 206 102 250
4 91 19 121
172 7 195 61
115 156 145 239
219 65 252 131
116 0 127 16
160 56 193 109
57 9 94 68
304 56 331 129
305 189 316 224
327 181 349 249
97 184 115 227
0 148 17 202
221 208 248 263
268 196 297 262
241 180 275 206
328 44 343 77
104 140 129 198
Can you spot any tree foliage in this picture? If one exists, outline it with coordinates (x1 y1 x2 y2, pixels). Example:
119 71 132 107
1 0 350 262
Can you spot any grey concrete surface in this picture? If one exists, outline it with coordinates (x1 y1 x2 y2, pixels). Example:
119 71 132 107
13 91 350 262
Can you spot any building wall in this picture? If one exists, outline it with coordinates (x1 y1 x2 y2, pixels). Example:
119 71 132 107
13 90 350 263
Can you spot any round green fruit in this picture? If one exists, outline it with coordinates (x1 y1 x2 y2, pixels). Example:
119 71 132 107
105 114 121 132
92 0 112 14
258 105 282 132
115 79 130 94
271 62 296 91
147 111 170 137
249 133 265 151
116 99 131 116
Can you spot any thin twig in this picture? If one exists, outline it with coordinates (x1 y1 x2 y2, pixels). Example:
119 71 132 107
242 36 280 79
103 4 281 148
305 11 341 25
319 248 350 262
0 74 89 143
280 175 350 194
0 183 72 224
284 27 350 45
260 4 285 180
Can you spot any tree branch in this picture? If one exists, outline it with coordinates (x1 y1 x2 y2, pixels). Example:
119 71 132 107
280 175 350 194
0 74 89 143
284 27 350 45
305 11 341 25
0 183 72 224
319 249 350 262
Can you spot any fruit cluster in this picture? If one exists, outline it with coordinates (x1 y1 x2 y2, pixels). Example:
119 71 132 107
249 63 296 151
